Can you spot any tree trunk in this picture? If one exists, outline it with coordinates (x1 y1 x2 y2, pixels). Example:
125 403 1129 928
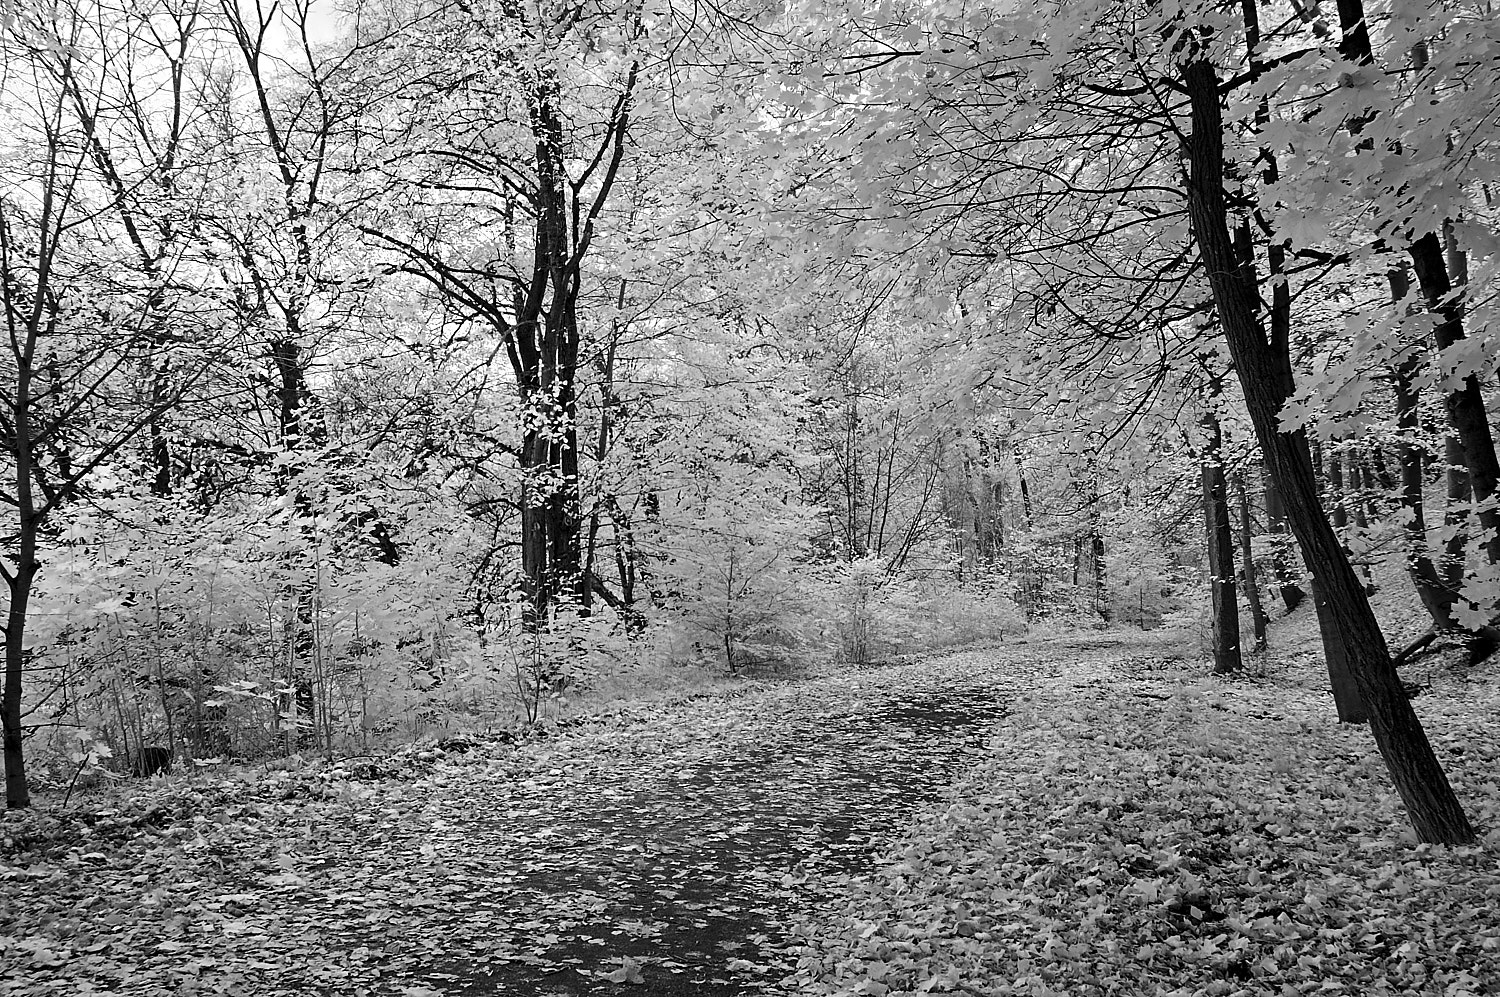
1328 449 1347 531
1327 448 1374 592
1 381 39 807
520 411 584 622
1443 434 1470 588
1388 317 1500 662
1263 470 1305 612
147 365 173 497
1369 446 1398 493
1234 472 1269 650
2 560 35 810
1181 53 1474 844
1 297 39 809
1240 144 1362 717
1089 479 1109 623
1407 237 1500 567
1392 354 1461 629
1352 455 1375 530
1202 411 1241 672
1304 578 1367 722
1333 0 1500 571
1013 446 1034 527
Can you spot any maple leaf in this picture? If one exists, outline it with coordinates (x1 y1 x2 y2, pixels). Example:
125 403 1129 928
601 955 646 984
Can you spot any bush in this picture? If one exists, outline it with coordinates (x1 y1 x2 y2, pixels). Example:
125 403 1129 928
802 559 1027 665
920 583 1028 648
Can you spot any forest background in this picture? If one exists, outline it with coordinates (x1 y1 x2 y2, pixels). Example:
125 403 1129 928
1 0 1497 845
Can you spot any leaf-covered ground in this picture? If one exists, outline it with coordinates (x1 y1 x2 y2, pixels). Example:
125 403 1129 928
4 632 1499 997
788 634 1500 997
0 654 1018 996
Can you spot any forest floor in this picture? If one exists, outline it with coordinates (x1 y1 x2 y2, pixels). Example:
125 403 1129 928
3 627 1500 997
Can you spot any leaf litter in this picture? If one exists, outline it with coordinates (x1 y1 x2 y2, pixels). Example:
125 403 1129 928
0 655 1017 996
789 634 1500 997
3 634 1497 997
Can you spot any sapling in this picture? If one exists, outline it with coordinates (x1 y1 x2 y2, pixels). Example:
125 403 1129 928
62 731 117 807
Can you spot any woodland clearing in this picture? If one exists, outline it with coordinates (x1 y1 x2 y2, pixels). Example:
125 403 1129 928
3 625 1498 997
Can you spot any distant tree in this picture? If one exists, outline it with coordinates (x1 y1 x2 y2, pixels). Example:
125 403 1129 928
1198 396 1240 674
1232 471 1269 651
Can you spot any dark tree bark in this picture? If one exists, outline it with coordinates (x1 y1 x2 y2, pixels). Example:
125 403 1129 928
1387 276 1500 663
1406 239 1500 566
1306 576 1367 722
1089 478 1109 623
1328 449 1346 531
2 467 38 811
1012 444 1041 614
1369 446 1399 493
1234 472 1269 650
1333 0 1500 569
1443 434 1471 588
1391 351 1462 630
1327 448 1375 592
1225 22 1362 712
1263 471 1306 612
1014 447 1034 528
1201 409 1241 672
1180 53 1474 844
1353 455 1376 529
365 18 639 624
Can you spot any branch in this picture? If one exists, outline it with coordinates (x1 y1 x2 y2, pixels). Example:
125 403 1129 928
1220 47 1319 92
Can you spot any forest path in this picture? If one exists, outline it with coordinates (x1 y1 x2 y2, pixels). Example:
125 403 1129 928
316 645 1047 997
4 634 1143 997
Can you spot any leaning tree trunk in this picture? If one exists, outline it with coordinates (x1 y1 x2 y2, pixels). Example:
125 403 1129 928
1201 410 1241 673
1180 52 1474 844
1406 240 1500 566
1237 214 1365 716
1386 312 1500 665
1305 577 1366 722
1334 0 1500 568
1388 262 1467 638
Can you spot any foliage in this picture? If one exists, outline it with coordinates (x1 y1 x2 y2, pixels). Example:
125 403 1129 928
805 556 924 665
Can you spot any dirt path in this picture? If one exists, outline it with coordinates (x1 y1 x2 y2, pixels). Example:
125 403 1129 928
4 646 1075 997
322 663 1016 996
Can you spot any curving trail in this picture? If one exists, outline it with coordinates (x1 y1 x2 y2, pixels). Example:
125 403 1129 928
319 656 1020 996
1 646 1057 997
